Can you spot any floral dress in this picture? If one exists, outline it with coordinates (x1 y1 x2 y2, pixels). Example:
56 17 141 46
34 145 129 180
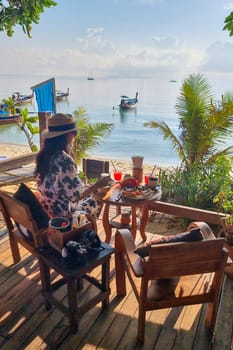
37 150 102 218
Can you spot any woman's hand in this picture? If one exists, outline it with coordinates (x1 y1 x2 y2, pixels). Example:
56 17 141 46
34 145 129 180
82 175 111 198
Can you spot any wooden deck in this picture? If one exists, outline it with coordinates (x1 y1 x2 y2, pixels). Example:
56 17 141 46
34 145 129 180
1 215 233 350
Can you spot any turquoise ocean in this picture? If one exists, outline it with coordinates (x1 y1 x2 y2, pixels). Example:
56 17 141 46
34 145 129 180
0 74 232 167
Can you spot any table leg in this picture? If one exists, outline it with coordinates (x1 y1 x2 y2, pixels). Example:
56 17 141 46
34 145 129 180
101 258 110 309
139 204 148 241
38 258 52 310
102 203 112 243
116 205 121 216
131 207 137 239
67 277 78 333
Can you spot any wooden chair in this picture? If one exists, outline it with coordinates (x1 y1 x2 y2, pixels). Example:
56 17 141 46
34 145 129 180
82 158 109 180
115 224 229 343
0 189 99 264
0 190 48 263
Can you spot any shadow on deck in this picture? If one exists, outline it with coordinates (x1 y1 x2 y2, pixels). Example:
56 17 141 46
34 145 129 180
1 215 233 350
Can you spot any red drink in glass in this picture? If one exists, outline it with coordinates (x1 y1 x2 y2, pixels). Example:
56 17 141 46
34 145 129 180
114 171 122 181
144 174 150 185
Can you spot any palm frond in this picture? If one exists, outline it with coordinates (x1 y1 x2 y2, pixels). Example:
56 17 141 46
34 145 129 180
72 107 113 163
144 121 187 164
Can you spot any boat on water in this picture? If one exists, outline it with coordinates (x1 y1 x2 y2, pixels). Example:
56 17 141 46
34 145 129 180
12 92 33 105
0 102 22 124
119 92 138 110
0 111 21 125
87 72 94 80
56 88 70 101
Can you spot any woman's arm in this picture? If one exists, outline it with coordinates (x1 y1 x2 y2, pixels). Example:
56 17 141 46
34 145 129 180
82 175 111 198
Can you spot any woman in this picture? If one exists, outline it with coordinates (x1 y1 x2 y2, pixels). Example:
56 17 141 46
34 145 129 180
35 113 110 218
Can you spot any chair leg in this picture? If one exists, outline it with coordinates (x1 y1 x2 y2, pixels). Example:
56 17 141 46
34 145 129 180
115 231 127 296
9 234 21 264
205 302 216 331
115 251 126 296
138 302 146 343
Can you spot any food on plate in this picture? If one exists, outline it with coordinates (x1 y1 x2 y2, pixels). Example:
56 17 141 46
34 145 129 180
121 185 152 198
120 176 139 188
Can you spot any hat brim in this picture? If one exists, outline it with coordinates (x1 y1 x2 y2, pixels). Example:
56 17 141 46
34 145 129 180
42 127 77 139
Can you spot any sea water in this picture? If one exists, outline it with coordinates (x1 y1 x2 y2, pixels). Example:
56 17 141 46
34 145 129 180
0 74 232 167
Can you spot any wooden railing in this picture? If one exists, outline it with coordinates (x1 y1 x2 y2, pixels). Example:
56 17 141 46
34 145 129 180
149 200 225 225
0 152 37 187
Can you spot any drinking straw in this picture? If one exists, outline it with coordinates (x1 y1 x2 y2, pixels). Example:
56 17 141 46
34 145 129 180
111 160 117 172
150 165 157 177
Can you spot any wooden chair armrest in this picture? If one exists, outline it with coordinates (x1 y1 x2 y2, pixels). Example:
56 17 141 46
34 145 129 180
115 228 143 276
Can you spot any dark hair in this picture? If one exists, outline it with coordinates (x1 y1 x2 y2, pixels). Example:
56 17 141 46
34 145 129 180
35 133 70 182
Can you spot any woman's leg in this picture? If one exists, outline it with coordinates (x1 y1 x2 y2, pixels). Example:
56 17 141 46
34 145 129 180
77 195 103 218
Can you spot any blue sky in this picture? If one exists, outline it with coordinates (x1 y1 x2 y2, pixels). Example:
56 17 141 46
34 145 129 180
1 0 233 80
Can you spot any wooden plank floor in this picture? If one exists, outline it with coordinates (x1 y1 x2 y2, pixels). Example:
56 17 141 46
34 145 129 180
1 217 233 350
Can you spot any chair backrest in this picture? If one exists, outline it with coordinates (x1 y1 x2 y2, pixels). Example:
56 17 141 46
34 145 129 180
145 238 226 280
0 190 45 249
82 158 109 180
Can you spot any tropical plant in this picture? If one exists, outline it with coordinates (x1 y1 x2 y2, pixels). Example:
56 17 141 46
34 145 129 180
72 106 113 164
145 74 233 169
16 107 39 152
213 183 233 245
0 0 57 37
214 189 233 220
145 73 233 208
161 157 232 210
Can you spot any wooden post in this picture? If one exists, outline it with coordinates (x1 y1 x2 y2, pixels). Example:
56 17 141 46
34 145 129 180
38 112 51 148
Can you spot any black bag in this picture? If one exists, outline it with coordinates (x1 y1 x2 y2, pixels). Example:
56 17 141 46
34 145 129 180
78 229 101 249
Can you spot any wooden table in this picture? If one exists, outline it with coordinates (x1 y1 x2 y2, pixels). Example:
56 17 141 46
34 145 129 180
97 187 161 243
37 241 115 333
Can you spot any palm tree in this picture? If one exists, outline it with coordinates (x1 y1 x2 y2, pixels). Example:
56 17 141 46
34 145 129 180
72 106 113 163
145 73 233 169
144 73 233 209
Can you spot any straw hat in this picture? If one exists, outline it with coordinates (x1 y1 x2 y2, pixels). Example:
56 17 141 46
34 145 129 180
42 113 77 139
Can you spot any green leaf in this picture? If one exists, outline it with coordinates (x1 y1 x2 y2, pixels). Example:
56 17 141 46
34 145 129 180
0 0 57 37
27 116 38 123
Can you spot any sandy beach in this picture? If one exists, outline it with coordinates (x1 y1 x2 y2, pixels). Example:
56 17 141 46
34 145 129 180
0 143 159 176
0 143 32 158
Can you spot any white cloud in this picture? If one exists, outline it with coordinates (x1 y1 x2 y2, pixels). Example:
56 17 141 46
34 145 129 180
75 27 116 55
0 26 231 80
224 3 233 10
201 41 233 73
152 36 185 50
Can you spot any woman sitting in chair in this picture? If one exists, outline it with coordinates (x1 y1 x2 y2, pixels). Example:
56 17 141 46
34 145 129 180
35 113 110 218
